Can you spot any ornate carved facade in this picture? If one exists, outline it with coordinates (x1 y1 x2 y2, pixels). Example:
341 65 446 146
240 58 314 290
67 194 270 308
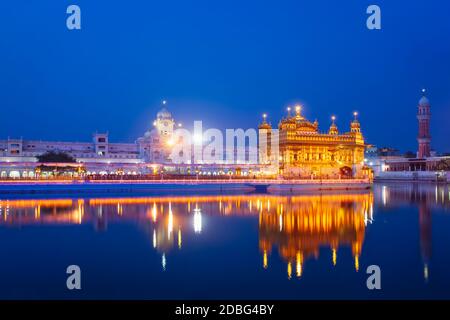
259 105 367 179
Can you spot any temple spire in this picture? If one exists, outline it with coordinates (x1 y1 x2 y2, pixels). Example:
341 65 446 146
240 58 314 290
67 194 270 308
329 116 338 135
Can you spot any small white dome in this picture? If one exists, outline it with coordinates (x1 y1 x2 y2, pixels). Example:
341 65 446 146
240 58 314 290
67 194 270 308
144 131 151 138
157 107 172 119
419 96 430 107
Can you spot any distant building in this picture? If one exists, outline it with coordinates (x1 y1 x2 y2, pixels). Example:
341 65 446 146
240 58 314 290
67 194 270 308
375 91 450 182
0 102 179 178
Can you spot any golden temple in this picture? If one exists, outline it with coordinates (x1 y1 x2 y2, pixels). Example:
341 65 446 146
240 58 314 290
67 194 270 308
259 105 368 179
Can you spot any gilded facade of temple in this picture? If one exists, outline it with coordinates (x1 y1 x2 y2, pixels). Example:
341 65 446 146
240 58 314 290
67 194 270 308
259 105 367 179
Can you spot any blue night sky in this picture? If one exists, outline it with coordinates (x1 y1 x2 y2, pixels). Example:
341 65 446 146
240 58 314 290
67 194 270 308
0 0 449 153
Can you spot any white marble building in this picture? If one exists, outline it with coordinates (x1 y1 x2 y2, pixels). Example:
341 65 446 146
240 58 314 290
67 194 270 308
0 105 177 178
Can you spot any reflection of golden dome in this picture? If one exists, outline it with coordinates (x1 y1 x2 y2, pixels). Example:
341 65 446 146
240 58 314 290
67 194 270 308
259 193 372 273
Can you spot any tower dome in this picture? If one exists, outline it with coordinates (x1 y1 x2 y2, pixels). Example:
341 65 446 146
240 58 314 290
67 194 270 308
419 96 430 107
258 114 272 130
350 112 361 133
157 107 172 120
328 116 338 135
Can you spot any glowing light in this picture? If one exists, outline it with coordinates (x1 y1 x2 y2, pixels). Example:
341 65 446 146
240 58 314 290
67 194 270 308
153 229 157 248
178 229 182 249
332 248 337 266
162 253 166 271
382 186 387 206
355 255 359 272
296 252 302 278
287 262 292 279
263 250 268 269
424 264 429 281
168 203 173 240
263 113 267 119
162 100 167 105
177 123 182 127
193 207 202 233
152 202 157 222
193 134 203 145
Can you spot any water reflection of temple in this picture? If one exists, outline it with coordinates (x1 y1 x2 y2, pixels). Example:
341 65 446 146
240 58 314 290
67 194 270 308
0 193 375 274
1 186 447 278
259 194 373 278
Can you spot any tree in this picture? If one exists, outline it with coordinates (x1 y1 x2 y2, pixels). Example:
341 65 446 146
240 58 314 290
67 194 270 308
404 151 416 159
37 151 76 163
436 159 450 171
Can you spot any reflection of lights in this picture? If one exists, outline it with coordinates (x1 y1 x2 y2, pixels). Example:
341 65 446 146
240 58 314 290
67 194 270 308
178 229 182 249
152 202 157 222
153 229 157 248
162 253 166 271
287 262 292 279
279 214 283 232
35 206 40 220
193 207 202 234
355 255 359 272
382 186 387 206
168 203 173 240
296 252 302 278
263 250 268 269
424 264 429 282
332 248 337 266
